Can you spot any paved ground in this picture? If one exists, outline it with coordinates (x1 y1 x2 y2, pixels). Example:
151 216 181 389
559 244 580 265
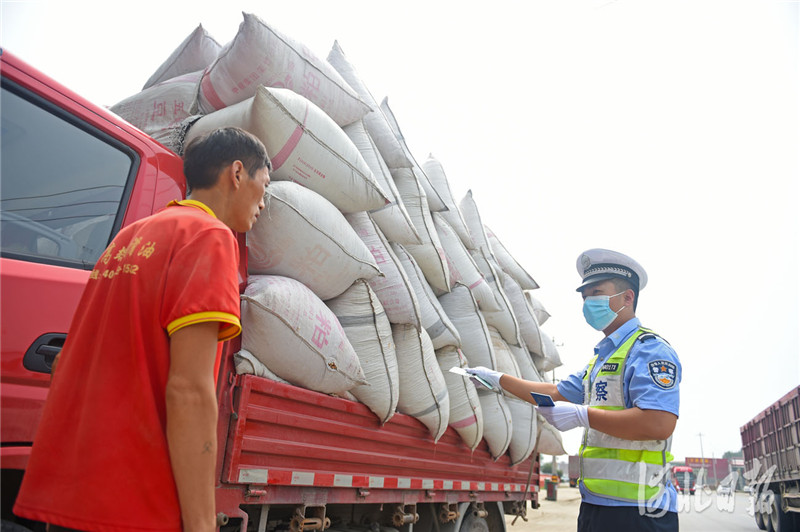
505 485 581 532
504 485 764 532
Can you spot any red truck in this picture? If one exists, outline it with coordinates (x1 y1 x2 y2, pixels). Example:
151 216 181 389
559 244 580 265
0 49 539 532
740 385 800 532
671 466 696 495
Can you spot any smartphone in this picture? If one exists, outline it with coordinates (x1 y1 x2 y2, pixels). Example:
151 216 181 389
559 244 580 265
530 392 555 407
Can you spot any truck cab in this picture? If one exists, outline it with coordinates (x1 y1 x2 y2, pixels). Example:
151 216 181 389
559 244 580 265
0 47 187 529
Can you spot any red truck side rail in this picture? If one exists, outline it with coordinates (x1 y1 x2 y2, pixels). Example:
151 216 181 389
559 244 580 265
740 385 800 484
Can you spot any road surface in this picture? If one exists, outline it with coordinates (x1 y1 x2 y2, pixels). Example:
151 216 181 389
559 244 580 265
505 486 760 532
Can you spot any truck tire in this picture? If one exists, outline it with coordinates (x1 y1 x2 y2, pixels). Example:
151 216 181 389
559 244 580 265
755 509 767 530
459 511 489 532
768 493 794 532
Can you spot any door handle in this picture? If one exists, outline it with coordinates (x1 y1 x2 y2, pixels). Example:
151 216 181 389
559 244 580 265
23 333 66 374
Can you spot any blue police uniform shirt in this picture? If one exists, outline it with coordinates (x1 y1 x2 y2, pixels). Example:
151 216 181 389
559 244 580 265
557 317 681 514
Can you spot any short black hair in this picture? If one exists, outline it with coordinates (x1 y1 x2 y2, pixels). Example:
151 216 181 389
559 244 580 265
183 127 271 191
610 277 638 311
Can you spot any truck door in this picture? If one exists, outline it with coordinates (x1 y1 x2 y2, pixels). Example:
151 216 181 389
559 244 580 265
0 76 139 464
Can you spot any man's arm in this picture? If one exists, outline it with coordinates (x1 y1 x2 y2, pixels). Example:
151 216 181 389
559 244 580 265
588 407 677 441
166 321 220 532
499 373 569 403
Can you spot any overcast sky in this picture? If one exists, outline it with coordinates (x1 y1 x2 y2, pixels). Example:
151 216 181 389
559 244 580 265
3 0 798 464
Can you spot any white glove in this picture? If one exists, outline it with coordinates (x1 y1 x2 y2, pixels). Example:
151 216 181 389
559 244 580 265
537 403 590 432
464 366 503 390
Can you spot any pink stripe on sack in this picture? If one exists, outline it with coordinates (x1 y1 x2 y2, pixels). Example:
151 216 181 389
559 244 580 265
449 415 477 429
270 104 309 171
468 278 485 290
200 70 226 111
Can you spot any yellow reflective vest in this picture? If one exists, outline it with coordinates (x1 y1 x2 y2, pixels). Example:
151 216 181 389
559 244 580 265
579 328 674 503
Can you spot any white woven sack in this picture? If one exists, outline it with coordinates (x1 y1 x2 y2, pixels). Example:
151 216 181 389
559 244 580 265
345 212 420 327
185 85 388 213
143 24 220 90
422 155 475 249
507 396 538 465
391 243 460 350
343 120 419 244
488 327 522 381
111 71 200 153
438 284 497 370
500 271 543 351
485 226 539 290
241 275 366 394
436 346 484 450
392 323 450 441
508 341 543 383
432 213 499 312
326 280 399 424
537 415 568 456
459 190 492 254
535 331 563 373
197 13 370 126
471 252 520 347
247 182 380 301
478 389 513 460
234 349 290 383
525 292 551 326
380 98 446 211
391 166 450 292
327 41 411 170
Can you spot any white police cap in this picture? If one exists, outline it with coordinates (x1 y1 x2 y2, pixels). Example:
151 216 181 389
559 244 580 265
575 248 648 294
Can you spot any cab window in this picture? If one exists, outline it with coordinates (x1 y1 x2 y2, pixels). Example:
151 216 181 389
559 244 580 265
1 82 136 268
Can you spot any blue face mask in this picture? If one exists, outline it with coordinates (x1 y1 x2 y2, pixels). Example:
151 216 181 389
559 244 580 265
582 291 626 331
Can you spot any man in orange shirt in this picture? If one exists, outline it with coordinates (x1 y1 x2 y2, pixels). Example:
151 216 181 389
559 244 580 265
14 127 271 532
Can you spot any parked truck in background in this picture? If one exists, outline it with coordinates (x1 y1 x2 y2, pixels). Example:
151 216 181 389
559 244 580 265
0 49 539 532
740 385 800 532
671 466 696 495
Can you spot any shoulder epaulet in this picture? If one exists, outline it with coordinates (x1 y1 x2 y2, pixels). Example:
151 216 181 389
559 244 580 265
638 331 671 346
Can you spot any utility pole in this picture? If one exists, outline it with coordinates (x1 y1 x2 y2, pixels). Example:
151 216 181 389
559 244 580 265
698 432 706 486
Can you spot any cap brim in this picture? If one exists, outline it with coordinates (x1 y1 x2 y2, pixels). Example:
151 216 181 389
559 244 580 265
575 273 623 292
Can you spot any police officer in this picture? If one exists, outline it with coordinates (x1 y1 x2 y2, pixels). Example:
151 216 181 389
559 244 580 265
467 249 680 531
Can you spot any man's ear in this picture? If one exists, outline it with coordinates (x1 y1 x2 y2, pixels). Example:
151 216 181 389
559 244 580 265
229 160 245 189
624 289 636 306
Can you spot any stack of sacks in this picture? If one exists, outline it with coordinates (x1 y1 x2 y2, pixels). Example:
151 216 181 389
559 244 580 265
519 354 566 457
345 212 421 327
196 13 371 126
110 24 221 152
184 85 389 213
343 120 419 245
459 189 563 374
326 280 398 424
489 328 538 465
390 243 460 350
435 347 483 451
142 25 221 90
327 42 450 294
246 182 381 300
241 275 366 394
121 14 562 458
431 213 498 311
422 155 474 249
393 323 450 441
235 181 380 398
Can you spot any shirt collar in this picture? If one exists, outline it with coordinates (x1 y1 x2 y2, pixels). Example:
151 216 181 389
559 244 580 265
597 317 641 350
167 199 217 218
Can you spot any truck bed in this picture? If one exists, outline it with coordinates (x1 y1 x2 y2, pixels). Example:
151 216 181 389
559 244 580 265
740 385 800 483
220 374 539 506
